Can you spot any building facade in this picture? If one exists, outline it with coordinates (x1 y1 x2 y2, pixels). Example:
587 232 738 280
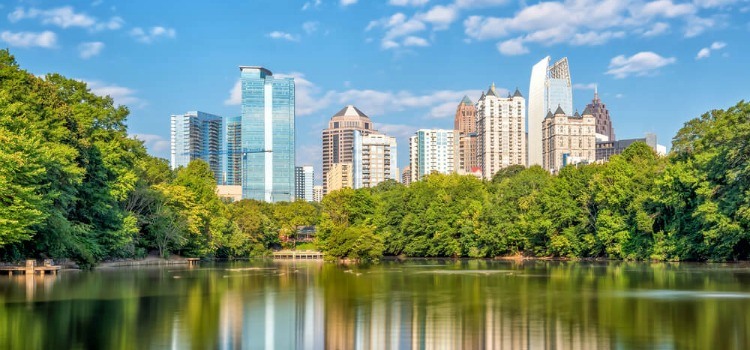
476 84 526 180
596 133 661 162
170 111 223 183
409 129 458 182
528 57 573 167
321 105 376 194
295 166 314 202
542 106 596 173
587 88 615 142
312 185 323 203
401 165 411 186
222 115 242 186
327 162 352 192
455 95 478 174
352 131 398 189
240 66 295 202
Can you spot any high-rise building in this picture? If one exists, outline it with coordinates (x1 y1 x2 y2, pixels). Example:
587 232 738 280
295 166 314 202
455 96 478 174
321 105 376 194
327 162 352 192
476 84 526 180
222 115 242 185
240 66 295 202
529 57 573 167
542 106 596 173
586 88 615 142
596 133 662 161
170 111 223 183
401 165 411 186
409 129 458 182
312 185 323 202
352 131 398 188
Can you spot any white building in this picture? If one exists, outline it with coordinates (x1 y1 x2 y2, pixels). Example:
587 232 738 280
476 84 526 180
528 57 573 167
352 131 398 188
312 185 323 203
294 166 314 202
409 129 458 182
170 111 223 183
542 106 596 173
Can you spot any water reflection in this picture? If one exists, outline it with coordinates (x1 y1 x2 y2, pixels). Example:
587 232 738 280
1 261 750 349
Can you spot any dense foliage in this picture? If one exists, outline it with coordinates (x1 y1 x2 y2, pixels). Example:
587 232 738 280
1 50 749 264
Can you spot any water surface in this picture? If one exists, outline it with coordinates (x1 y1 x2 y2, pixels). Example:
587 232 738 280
1 260 749 349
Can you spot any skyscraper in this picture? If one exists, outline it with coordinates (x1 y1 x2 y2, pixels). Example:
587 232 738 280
327 162 353 192
170 111 223 183
587 88 616 142
240 66 295 202
321 105 376 194
352 131 398 188
542 106 596 173
222 115 242 185
312 185 323 202
295 166 314 202
528 57 573 167
476 84 526 180
409 129 458 182
455 96 478 174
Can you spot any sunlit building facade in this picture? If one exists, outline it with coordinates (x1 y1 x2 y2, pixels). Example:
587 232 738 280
327 162 352 192
455 95 478 174
587 88 616 142
170 111 223 183
240 66 295 202
295 166 314 202
222 115 242 186
321 105 376 194
476 84 526 180
409 129 458 182
542 106 596 173
528 56 573 167
353 131 398 189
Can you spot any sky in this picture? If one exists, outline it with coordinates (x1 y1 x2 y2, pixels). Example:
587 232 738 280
2 0 749 184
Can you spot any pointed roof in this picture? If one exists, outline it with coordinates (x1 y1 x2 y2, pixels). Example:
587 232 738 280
545 110 554 119
513 87 523 98
460 95 473 105
332 105 370 119
486 82 497 97
554 104 566 116
573 110 581 118
582 106 593 115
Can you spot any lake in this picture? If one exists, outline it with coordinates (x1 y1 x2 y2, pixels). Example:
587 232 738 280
1 260 749 349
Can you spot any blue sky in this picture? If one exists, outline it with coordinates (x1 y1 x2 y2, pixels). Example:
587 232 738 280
2 0 748 183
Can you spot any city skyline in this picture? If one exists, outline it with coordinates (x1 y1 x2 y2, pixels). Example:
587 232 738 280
5 0 748 183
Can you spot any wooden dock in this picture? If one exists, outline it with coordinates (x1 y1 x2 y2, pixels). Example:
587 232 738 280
0 260 61 276
272 250 323 260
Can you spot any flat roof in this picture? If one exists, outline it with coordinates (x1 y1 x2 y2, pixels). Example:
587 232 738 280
239 66 273 75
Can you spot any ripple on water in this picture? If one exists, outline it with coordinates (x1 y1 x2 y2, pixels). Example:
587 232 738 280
609 290 750 300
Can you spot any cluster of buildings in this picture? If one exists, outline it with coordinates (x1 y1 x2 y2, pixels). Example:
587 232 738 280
170 57 665 203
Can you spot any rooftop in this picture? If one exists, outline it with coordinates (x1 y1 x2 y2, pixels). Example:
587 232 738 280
239 66 273 76
332 105 371 119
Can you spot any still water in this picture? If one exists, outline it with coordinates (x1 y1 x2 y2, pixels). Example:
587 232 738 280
1 260 750 350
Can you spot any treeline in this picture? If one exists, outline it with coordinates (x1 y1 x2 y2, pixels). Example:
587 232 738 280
0 50 318 267
317 99 750 262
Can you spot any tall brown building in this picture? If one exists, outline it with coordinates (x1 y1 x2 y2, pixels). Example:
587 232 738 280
587 88 615 141
321 105 375 194
454 96 478 174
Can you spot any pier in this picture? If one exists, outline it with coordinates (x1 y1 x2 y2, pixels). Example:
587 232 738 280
272 250 324 260
0 260 61 276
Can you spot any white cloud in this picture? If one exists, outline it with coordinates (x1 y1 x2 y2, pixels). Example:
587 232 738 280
417 5 458 29
83 80 145 107
94 16 124 31
403 36 430 47
131 134 170 153
130 26 176 43
341 0 358 6
643 22 670 36
303 21 319 35
605 51 676 78
302 0 322 10
0 31 57 48
268 31 299 41
683 15 716 37
78 41 104 59
573 83 597 90
389 0 430 6
9 6 96 28
497 38 528 55
635 0 696 19
696 41 727 59
454 0 510 8
692 0 738 8
225 80 242 106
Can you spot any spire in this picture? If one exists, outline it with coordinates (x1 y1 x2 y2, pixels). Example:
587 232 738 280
574 110 581 118
545 109 554 119
582 105 593 116
486 83 497 97
593 84 600 102
554 104 566 116
512 87 523 98
460 95 473 105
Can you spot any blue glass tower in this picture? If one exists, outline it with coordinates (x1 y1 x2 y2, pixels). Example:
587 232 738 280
222 115 242 185
240 66 295 202
170 111 223 183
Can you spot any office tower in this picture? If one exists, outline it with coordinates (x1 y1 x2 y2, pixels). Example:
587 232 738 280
295 166 314 202
542 106 596 173
586 87 616 142
455 96 478 174
596 133 664 161
408 129 458 182
240 66 295 202
476 84 526 180
327 162 353 192
170 111 223 183
312 185 323 202
352 131 398 189
222 115 242 185
529 57 573 167
322 105 376 194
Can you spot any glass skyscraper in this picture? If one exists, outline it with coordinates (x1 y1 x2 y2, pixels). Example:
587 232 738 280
240 66 295 202
295 166 314 202
222 115 242 186
170 111 223 183
528 56 573 167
